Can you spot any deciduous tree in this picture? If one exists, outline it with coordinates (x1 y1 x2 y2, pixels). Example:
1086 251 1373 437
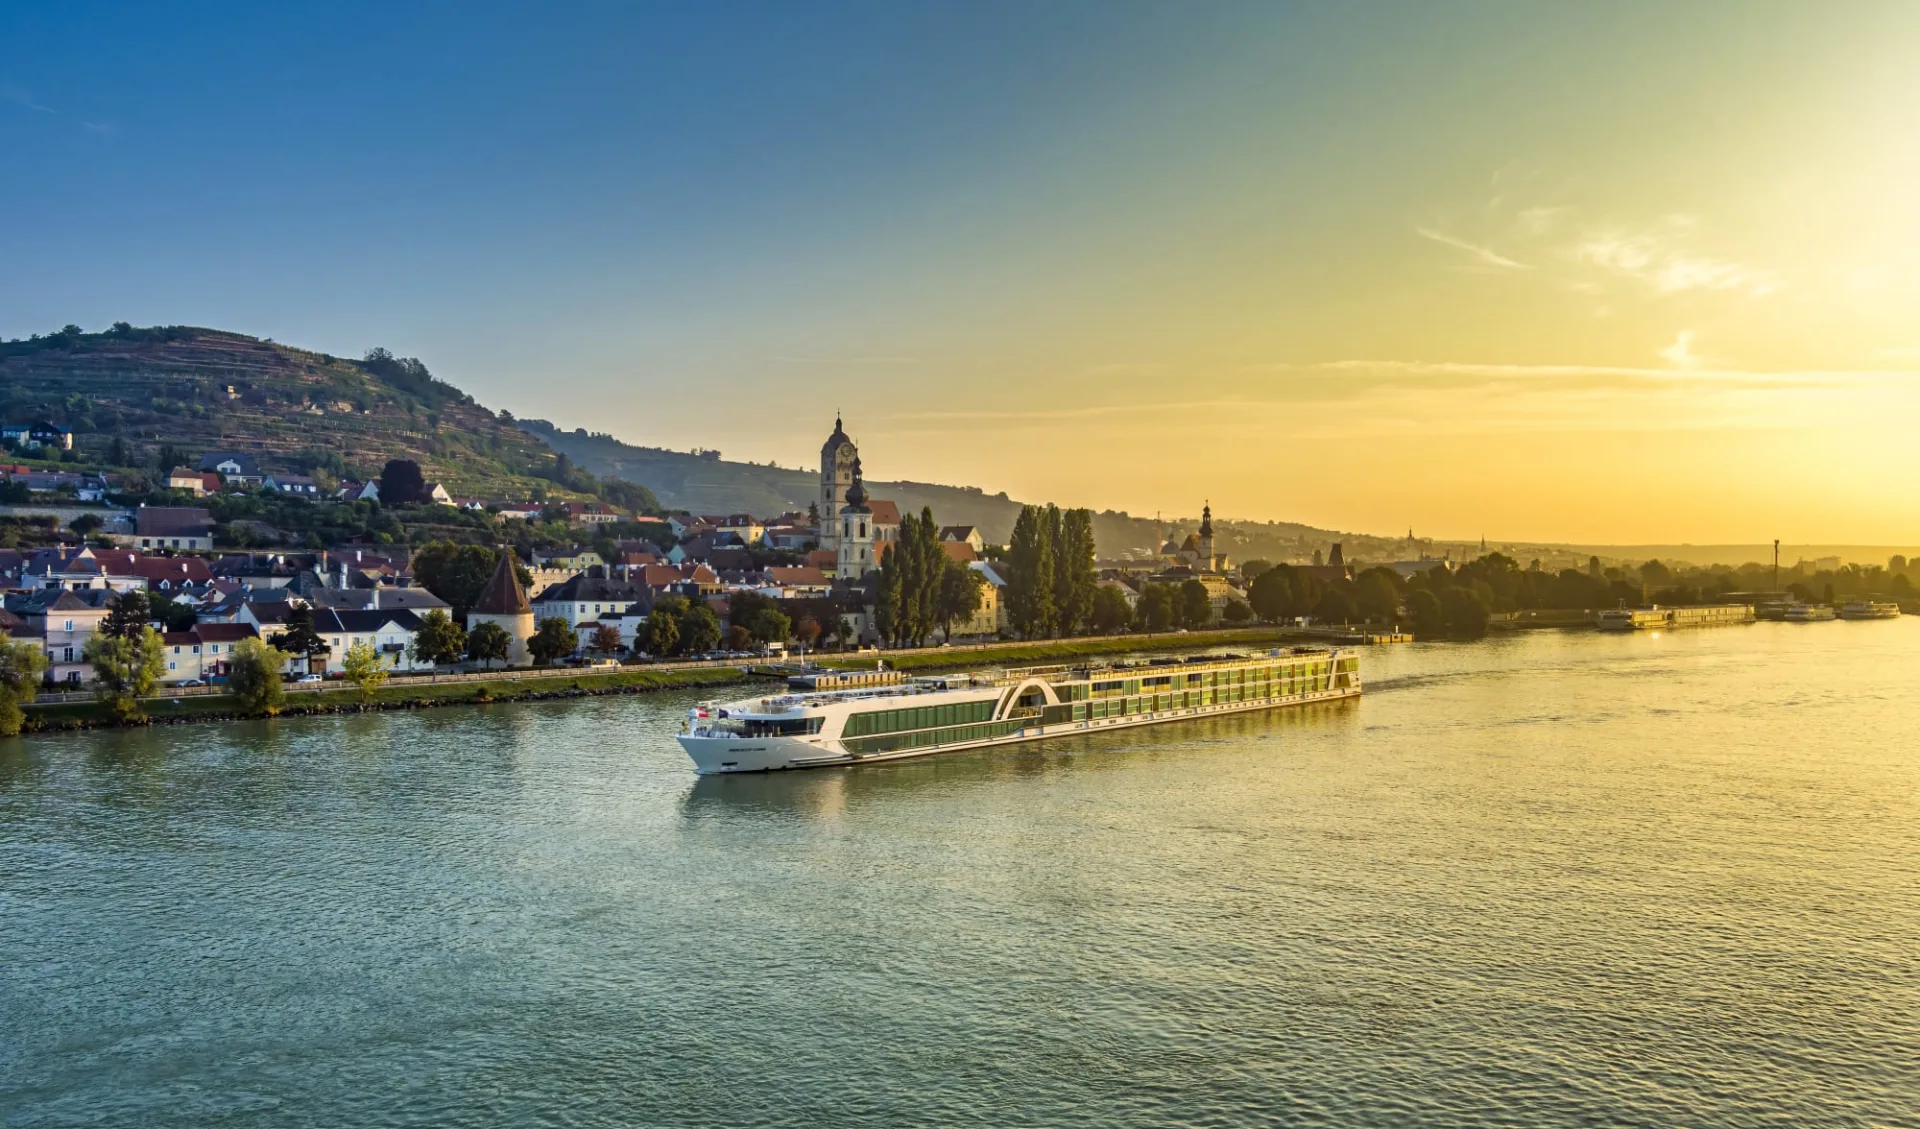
529 617 578 665
1088 584 1133 634
0 633 49 736
1407 589 1446 638
1134 584 1175 632
935 559 984 641
411 542 503 617
227 637 290 716
377 458 429 506
465 621 512 669
409 609 467 670
84 626 165 722
341 640 389 705
589 624 623 656
677 604 722 654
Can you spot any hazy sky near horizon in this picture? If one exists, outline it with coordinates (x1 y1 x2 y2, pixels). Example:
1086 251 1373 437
5 2 1919 543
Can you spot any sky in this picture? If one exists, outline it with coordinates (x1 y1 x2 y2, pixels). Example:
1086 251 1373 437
4 1 1919 544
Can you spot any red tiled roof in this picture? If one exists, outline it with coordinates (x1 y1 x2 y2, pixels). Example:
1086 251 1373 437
766 566 830 586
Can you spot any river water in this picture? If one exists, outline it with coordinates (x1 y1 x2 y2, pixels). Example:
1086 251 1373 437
3 624 1917 1127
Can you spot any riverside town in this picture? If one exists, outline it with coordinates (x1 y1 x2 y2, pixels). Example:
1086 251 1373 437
0 372 1911 734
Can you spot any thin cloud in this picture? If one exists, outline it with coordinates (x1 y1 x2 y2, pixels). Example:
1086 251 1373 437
1659 330 1703 370
4 85 114 136
769 355 924 366
3 86 58 115
1518 206 1571 235
1572 231 1779 297
1416 227 1530 270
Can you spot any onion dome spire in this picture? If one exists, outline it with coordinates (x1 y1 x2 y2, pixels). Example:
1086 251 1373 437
844 456 870 510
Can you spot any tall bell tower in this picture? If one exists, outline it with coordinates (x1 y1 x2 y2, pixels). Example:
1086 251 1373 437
819 414 857 557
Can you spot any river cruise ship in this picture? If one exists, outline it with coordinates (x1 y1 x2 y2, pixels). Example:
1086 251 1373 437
678 648 1361 774
1840 600 1901 620
1596 604 1755 631
1783 602 1837 622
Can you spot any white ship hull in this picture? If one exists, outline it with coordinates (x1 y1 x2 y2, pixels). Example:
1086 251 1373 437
1839 603 1901 620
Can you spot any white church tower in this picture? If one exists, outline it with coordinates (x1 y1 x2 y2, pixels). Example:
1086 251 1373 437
836 458 875 580
819 414 857 558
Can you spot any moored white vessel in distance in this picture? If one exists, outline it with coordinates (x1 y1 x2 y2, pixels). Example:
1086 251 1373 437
1783 602 1838 622
1839 600 1901 620
1596 604 1754 631
678 648 1360 774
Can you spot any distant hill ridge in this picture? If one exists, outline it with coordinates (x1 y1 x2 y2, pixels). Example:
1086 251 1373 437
517 418 1379 560
0 322 1396 560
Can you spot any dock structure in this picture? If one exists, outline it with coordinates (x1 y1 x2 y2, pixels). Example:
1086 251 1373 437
1299 627 1413 645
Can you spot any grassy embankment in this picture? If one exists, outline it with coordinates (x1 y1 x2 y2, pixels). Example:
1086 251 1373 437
817 627 1316 673
22 666 748 732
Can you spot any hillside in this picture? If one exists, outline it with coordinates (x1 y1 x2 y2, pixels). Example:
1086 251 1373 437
519 418 1031 533
519 418 1412 562
0 322 1419 564
0 324 564 499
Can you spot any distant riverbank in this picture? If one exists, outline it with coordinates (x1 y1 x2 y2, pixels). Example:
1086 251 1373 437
22 666 751 734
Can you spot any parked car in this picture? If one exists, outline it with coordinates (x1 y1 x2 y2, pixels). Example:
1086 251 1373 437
585 658 620 669
296 674 323 683
177 678 206 687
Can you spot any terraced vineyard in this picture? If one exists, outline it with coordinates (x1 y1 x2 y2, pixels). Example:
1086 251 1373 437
0 326 563 498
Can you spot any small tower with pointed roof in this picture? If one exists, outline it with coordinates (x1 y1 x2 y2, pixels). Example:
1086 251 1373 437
820 414 858 558
836 457 875 580
466 547 535 666
1198 501 1215 573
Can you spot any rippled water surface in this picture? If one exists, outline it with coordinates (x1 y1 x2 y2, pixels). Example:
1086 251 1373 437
4 624 1918 1127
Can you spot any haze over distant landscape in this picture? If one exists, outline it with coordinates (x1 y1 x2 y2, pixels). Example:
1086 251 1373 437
5 1 1918 544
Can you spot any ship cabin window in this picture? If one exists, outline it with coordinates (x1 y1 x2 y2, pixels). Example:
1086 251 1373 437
740 717 824 737
1091 680 1125 698
1186 673 1205 686
1141 675 1173 689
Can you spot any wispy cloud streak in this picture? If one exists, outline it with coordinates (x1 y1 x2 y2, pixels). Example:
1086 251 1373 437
1416 227 1530 269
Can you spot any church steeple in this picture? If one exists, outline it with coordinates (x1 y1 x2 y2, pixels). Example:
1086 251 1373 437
1199 501 1213 538
843 456 870 511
